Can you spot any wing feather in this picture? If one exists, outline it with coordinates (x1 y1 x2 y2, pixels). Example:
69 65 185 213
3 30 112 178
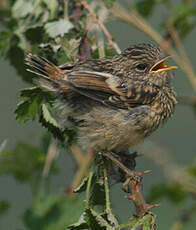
57 70 158 109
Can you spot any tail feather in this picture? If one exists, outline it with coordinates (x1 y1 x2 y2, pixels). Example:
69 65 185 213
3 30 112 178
25 54 65 80
25 54 69 92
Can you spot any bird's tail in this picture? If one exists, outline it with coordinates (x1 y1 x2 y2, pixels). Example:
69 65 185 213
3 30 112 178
25 54 68 92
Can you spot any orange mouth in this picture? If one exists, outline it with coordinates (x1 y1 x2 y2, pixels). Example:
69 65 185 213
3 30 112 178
149 56 178 73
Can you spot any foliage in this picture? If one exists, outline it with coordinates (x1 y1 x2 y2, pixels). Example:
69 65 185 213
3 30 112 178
0 201 11 217
23 194 85 230
0 0 196 229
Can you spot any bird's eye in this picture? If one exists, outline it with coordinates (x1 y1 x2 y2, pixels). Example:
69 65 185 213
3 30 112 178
136 63 148 71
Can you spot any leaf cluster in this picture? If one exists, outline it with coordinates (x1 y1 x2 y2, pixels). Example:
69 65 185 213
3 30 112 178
0 0 196 229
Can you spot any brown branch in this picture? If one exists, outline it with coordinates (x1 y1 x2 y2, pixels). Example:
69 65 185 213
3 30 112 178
81 0 121 54
102 151 159 217
124 177 160 217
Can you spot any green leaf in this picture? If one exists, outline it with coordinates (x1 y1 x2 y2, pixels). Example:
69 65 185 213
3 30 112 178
85 208 113 230
74 176 89 193
147 183 187 204
0 142 47 182
0 201 11 216
42 104 59 128
43 0 58 18
187 160 196 178
44 19 74 38
7 46 33 83
24 194 85 230
91 182 105 206
33 195 60 217
136 0 156 18
15 94 42 123
104 0 116 8
74 173 97 194
105 208 119 227
0 30 13 57
68 213 89 230
12 0 34 18
15 87 54 123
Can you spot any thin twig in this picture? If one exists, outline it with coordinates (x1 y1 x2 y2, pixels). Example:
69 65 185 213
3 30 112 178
167 22 196 93
102 151 159 216
101 151 137 179
85 170 94 208
177 95 196 105
70 144 85 165
70 150 94 193
81 0 121 54
42 138 59 178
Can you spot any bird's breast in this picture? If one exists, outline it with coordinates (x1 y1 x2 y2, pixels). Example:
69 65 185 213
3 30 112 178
148 88 177 132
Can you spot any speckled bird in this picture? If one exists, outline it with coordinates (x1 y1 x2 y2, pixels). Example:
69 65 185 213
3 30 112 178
26 43 177 153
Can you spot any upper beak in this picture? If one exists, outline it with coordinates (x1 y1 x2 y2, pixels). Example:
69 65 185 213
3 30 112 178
149 56 178 74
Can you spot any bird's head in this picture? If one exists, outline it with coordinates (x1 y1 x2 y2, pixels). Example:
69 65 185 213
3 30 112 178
120 43 177 87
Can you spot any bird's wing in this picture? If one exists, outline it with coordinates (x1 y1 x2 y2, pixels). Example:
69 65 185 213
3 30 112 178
58 70 158 109
25 54 158 109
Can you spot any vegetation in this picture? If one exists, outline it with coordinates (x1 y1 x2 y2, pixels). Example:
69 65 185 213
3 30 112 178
0 0 196 229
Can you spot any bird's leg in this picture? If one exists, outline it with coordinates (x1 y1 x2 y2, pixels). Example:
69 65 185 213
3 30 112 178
116 150 140 183
101 151 159 216
101 151 141 184
117 150 141 171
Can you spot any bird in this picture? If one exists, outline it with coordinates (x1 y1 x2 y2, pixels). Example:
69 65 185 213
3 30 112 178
25 43 177 154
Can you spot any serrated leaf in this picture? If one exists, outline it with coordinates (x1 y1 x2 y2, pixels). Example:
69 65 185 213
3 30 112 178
68 213 89 230
20 87 42 98
15 95 42 123
74 176 89 193
15 87 54 123
74 173 97 194
45 19 74 38
105 208 119 227
85 208 113 230
42 103 59 128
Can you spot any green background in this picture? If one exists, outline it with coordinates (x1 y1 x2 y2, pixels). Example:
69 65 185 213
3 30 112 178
0 3 196 230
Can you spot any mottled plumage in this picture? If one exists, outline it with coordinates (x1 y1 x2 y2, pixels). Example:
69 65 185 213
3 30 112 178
25 43 177 152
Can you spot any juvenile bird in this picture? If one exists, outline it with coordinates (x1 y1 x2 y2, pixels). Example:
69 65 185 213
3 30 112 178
26 43 177 153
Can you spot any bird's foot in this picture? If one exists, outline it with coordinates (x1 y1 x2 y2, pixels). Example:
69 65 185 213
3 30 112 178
101 151 142 184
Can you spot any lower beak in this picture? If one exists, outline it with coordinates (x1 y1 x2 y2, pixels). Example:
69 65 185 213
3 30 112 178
149 56 178 74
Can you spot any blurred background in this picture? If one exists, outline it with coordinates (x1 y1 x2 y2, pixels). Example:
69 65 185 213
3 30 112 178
0 0 196 229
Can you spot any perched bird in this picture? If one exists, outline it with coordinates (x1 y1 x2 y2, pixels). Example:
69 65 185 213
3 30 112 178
26 43 177 153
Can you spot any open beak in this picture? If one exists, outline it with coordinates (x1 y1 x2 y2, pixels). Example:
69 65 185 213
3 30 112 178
149 56 178 74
